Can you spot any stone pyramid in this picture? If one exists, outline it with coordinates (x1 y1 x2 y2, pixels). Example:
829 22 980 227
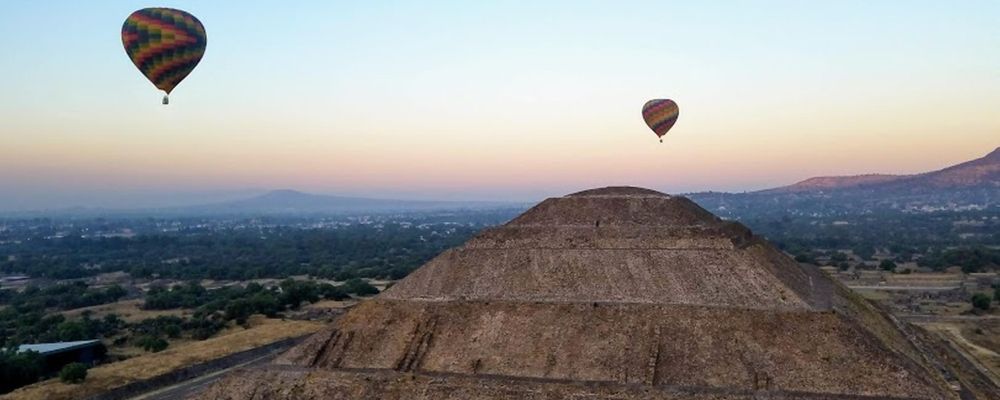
196 187 970 399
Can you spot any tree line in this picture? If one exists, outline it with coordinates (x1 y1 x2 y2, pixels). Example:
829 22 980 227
1 223 478 281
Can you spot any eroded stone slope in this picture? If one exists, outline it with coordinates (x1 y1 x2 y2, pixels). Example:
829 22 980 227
194 187 965 400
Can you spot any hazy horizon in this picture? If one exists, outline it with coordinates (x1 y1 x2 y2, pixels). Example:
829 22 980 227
2 141 995 212
2 1 998 211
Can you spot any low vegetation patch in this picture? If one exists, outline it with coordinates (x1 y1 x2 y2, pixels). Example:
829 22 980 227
3 318 323 400
57 363 87 384
0 278 379 394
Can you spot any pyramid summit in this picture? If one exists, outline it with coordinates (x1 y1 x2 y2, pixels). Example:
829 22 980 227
383 186 820 311
197 186 974 399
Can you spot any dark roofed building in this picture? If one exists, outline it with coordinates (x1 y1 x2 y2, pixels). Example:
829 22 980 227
18 339 106 374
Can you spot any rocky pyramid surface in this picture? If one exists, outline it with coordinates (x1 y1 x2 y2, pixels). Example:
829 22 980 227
195 187 974 399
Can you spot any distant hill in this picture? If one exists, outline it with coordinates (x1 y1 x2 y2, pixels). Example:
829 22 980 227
767 147 999 193
181 189 518 215
690 147 999 218
765 174 903 193
902 146 1000 189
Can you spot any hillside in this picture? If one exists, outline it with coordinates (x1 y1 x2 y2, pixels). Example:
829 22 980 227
768 174 904 192
770 147 999 193
909 146 1000 189
691 147 999 218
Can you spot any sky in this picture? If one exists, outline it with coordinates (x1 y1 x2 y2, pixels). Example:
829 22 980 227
1 1 998 210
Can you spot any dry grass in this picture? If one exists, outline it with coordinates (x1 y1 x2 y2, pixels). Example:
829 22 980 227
961 319 1000 355
2 317 324 400
304 299 357 310
928 319 1000 376
60 299 189 323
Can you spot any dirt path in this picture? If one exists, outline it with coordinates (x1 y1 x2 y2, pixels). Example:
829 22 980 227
920 323 1000 388
901 315 1000 323
846 285 961 291
938 325 999 358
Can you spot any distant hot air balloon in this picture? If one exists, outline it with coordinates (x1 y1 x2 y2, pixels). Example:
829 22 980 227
641 99 679 143
122 8 207 105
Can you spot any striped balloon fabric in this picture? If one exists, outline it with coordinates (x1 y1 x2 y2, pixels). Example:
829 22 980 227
122 8 207 99
641 99 679 142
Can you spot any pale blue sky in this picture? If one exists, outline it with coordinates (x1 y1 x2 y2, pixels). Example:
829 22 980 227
1 1 998 210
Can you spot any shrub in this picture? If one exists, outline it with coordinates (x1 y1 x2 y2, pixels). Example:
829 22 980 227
225 298 255 325
59 362 88 384
343 278 379 296
278 279 320 310
135 335 169 353
185 316 227 340
879 260 897 272
971 293 992 311
318 284 349 301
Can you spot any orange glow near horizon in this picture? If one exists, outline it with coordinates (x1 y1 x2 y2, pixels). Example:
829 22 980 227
1 1 998 209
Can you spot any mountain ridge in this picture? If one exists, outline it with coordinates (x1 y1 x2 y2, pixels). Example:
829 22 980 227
688 146 999 217
764 146 999 193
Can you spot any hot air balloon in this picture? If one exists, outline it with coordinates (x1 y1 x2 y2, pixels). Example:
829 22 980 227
122 8 207 105
641 99 679 142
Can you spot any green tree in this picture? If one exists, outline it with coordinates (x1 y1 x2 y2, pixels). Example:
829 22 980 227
971 293 992 311
164 324 182 338
879 260 897 272
185 316 226 340
278 279 320 310
343 278 379 296
0 350 44 394
225 298 255 325
59 362 88 384
319 284 349 301
103 285 128 300
248 292 281 317
56 320 88 341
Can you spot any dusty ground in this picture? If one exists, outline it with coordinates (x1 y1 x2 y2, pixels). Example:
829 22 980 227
1 317 323 400
304 299 357 310
917 320 1000 386
838 270 1000 387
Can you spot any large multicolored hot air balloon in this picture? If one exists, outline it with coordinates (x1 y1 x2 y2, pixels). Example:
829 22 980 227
122 8 207 104
641 99 679 142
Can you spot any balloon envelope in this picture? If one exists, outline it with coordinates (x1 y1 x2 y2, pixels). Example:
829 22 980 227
122 8 207 95
641 99 679 140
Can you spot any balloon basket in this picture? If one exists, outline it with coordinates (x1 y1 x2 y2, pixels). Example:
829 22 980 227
162 95 169 105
